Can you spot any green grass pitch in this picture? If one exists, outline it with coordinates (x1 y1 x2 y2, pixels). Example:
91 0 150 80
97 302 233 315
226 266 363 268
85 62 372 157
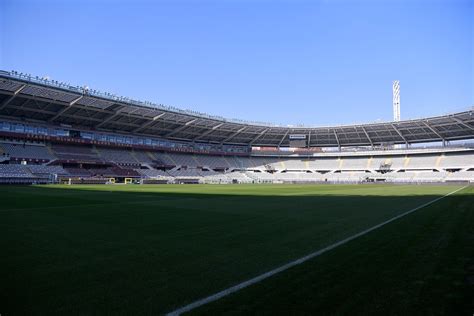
0 184 473 315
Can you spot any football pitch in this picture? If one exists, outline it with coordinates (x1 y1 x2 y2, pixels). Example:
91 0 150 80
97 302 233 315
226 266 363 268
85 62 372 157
1 184 473 315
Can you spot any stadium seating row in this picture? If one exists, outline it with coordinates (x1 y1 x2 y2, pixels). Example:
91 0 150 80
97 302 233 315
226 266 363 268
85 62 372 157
2 141 472 171
0 140 472 184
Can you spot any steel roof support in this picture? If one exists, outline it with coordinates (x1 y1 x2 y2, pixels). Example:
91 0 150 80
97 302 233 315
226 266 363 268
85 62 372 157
133 112 166 133
250 129 269 145
193 123 224 141
49 96 84 122
0 84 27 111
361 126 374 148
451 117 474 131
391 124 409 148
277 130 290 148
95 106 129 128
221 126 247 143
4 104 104 123
423 121 446 146
6 104 57 116
165 119 197 137
333 129 341 150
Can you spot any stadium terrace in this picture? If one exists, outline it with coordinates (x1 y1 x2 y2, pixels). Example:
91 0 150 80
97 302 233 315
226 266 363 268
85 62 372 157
0 70 473 185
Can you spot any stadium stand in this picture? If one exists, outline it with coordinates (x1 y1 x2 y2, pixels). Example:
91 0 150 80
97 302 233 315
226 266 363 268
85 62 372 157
27 165 68 176
96 147 139 165
150 152 176 166
168 168 202 178
135 168 170 178
166 153 198 167
0 164 51 184
0 70 472 184
0 164 34 177
195 155 229 169
0 142 54 161
0 141 472 184
132 150 155 164
64 167 93 177
52 144 102 162
0 146 9 163
439 152 473 169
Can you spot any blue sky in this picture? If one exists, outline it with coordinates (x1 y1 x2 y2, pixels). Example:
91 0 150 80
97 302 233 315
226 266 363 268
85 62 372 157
0 0 472 126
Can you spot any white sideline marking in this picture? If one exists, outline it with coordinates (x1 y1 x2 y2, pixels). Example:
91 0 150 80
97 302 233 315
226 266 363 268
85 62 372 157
166 185 468 315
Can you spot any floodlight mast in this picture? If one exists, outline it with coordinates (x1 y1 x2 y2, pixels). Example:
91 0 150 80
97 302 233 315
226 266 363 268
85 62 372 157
393 80 404 148
393 80 400 122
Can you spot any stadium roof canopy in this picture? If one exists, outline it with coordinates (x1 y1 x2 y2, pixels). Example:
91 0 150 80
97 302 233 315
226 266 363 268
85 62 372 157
0 70 473 148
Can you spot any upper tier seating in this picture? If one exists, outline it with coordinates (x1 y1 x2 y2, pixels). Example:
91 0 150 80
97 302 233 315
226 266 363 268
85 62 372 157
405 154 440 169
282 158 305 170
340 157 371 170
132 150 155 164
52 144 102 162
250 157 269 169
231 156 254 169
223 156 242 169
306 158 340 170
376 156 407 170
195 155 229 169
0 142 54 160
96 148 139 165
166 153 198 167
151 152 177 166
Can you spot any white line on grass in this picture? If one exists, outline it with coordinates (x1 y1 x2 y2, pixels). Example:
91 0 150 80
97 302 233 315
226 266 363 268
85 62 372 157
166 185 468 316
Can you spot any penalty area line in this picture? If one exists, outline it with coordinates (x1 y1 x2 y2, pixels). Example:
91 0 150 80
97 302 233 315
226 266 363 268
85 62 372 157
166 185 468 316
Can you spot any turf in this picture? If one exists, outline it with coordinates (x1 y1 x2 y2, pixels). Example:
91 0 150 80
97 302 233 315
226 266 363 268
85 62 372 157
0 184 472 315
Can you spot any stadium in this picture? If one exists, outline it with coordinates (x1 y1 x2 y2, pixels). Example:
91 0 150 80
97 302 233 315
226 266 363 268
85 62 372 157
0 71 473 185
1 1 473 315
1 69 473 314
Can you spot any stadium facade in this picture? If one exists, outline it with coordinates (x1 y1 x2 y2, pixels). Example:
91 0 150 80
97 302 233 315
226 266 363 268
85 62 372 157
0 70 473 184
